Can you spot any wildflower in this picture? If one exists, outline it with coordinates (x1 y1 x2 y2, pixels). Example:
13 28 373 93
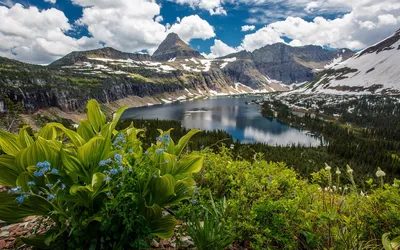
47 194 56 201
376 167 386 178
153 174 158 179
336 168 341 175
46 184 54 188
360 191 365 197
28 181 36 186
163 134 170 141
156 137 163 143
346 165 353 174
114 154 122 163
110 168 118 175
230 144 234 150
156 149 164 154
36 162 44 168
128 168 133 172
128 149 134 153
103 170 109 174
117 182 123 187
43 161 51 169
105 158 112 164
165 160 169 163
8 186 21 194
99 160 107 167
191 199 197 204
16 195 25 204
324 163 331 171
119 166 124 172
104 176 112 182
51 168 59 174
145 151 150 156
61 183 66 190
106 192 111 196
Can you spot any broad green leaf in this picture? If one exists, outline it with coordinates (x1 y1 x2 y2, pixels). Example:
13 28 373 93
0 193 54 223
91 172 106 191
150 214 178 239
383 233 393 250
147 174 176 207
174 154 204 176
164 180 192 206
37 124 58 141
174 129 201 157
77 136 108 173
77 120 95 142
0 155 19 186
87 99 106 133
60 148 85 177
16 137 61 172
391 236 400 249
0 130 21 156
47 123 86 147
18 126 34 148
16 172 32 192
109 106 128 132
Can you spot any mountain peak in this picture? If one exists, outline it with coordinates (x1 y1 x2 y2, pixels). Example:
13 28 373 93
152 33 204 61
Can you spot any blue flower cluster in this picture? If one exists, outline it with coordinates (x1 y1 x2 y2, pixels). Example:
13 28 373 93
16 194 30 204
8 186 21 194
47 194 56 201
113 133 126 150
34 161 58 177
114 153 122 164
99 158 112 167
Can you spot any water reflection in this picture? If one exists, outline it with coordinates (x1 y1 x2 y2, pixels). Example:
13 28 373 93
121 96 322 146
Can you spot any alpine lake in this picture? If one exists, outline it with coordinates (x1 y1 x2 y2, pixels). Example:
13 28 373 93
121 95 324 146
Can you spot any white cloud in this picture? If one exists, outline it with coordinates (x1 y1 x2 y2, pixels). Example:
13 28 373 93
241 25 255 32
378 14 398 26
203 39 238 58
172 0 226 15
0 0 14 7
44 0 56 4
241 26 285 51
0 4 97 64
215 0 400 53
169 15 215 42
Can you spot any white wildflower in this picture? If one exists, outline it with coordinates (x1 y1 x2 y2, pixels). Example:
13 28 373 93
324 163 331 171
336 168 341 175
346 165 353 174
375 168 386 178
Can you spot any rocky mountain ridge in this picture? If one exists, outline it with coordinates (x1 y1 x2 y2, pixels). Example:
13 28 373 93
0 33 355 112
292 28 400 95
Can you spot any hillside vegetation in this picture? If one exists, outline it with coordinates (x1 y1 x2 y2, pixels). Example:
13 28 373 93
0 100 399 249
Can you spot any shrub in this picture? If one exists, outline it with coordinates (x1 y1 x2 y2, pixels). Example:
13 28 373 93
0 99 203 249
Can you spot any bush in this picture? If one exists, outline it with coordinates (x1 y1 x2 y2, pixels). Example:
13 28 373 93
0 99 204 249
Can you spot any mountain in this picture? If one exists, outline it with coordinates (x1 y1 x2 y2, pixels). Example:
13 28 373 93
152 33 204 61
50 47 151 67
0 32 358 113
293 28 400 94
222 43 354 84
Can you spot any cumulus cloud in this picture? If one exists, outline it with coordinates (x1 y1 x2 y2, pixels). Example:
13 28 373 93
203 39 238 58
213 0 400 54
241 25 255 32
169 15 216 42
0 4 97 64
44 0 56 4
173 0 226 15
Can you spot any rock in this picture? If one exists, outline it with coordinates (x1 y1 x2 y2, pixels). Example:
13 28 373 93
152 33 204 61
150 239 160 248
180 236 195 248
0 240 6 249
0 231 9 238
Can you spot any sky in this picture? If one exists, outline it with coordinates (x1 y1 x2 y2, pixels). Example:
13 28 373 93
0 0 399 64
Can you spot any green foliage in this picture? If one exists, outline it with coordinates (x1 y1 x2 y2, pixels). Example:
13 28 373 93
177 147 400 249
186 193 234 250
0 99 203 249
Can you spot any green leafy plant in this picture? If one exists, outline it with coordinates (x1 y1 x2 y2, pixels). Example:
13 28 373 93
186 192 234 250
0 99 203 249
383 233 400 250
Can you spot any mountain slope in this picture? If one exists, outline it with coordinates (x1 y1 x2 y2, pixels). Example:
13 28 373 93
295 28 400 94
222 43 354 84
50 47 151 67
152 33 204 61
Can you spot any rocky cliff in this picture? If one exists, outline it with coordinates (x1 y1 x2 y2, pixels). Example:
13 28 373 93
222 43 354 84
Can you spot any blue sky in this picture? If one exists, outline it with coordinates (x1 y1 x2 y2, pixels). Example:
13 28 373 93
0 0 399 64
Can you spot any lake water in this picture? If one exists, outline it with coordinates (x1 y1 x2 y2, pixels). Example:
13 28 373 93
121 96 323 146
